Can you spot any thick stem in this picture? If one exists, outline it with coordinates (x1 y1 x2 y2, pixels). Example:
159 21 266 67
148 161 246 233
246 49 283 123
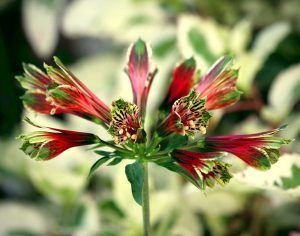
142 162 150 236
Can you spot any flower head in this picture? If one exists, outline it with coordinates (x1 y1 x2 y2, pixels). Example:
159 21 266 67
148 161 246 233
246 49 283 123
159 90 211 136
109 99 142 144
16 63 63 114
17 57 111 125
172 150 232 189
195 56 242 110
200 126 292 170
18 118 98 160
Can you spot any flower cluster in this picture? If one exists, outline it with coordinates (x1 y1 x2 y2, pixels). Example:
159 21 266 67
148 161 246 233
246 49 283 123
17 39 291 190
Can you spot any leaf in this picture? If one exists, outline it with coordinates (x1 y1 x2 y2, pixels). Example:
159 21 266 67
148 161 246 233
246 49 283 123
107 158 123 166
125 161 144 205
62 0 168 44
88 156 110 177
252 21 291 61
262 64 300 122
188 27 215 64
280 165 300 190
94 150 114 157
234 153 300 194
177 15 225 71
228 20 251 54
22 0 64 58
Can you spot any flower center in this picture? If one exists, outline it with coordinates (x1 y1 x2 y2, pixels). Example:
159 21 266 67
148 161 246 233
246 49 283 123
173 90 211 135
109 99 141 144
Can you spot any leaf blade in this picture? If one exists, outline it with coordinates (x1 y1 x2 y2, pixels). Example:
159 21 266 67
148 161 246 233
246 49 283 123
125 161 144 205
88 156 110 177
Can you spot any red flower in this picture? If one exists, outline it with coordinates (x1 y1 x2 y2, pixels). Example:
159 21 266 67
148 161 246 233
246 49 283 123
126 39 157 118
109 99 142 144
158 90 211 136
195 56 242 110
172 150 232 189
21 91 64 114
17 57 111 125
201 126 292 170
18 118 98 160
16 63 63 114
166 57 196 105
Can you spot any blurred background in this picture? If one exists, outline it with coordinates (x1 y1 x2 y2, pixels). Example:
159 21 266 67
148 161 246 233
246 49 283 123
0 0 300 235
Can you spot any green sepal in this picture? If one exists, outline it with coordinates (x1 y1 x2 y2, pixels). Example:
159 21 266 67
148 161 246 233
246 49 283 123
125 161 144 206
133 38 147 59
182 57 196 69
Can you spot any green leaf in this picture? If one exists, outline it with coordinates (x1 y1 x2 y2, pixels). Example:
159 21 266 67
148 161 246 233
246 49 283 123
107 157 123 166
188 28 215 64
125 161 144 205
88 156 110 177
280 165 300 190
94 150 114 156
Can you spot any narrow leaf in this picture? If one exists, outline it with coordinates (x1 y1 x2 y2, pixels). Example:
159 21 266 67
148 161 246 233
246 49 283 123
108 157 123 166
94 150 114 156
88 156 110 177
125 161 144 205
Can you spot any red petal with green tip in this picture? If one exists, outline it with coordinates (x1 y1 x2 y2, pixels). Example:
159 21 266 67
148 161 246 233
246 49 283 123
127 38 150 107
203 127 292 170
19 120 98 160
48 85 111 124
195 56 242 110
172 150 232 189
166 57 196 105
21 91 64 114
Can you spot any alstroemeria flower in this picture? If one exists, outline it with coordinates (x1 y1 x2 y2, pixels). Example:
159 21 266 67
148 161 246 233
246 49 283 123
199 126 292 170
159 90 211 136
109 99 142 144
17 57 111 125
16 63 64 114
172 150 232 189
164 55 241 112
165 57 196 105
195 56 242 110
18 118 99 160
126 39 157 118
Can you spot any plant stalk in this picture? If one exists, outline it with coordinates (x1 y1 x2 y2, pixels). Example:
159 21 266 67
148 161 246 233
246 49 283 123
142 162 150 236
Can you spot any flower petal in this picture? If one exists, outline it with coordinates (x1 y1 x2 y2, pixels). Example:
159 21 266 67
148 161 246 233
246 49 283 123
166 57 196 105
16 63 51 90
172 150 232 189
19 119 99 160
201 127 292 170
127 39 150 105
48 85 111 124
195 56 242 110
21 91 63 114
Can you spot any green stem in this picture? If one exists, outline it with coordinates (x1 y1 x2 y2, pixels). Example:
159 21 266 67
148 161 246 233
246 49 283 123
142 162 150 236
